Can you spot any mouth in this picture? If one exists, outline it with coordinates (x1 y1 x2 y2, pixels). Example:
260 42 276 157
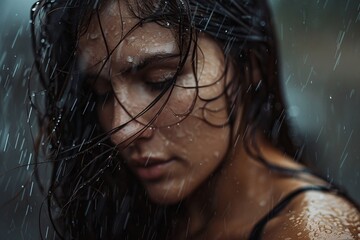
129 157 174 181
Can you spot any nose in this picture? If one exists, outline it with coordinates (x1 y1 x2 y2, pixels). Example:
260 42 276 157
109 97 155 148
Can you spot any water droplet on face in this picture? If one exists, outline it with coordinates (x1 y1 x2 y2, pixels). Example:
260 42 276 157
127 56 134 63
89 33 99 40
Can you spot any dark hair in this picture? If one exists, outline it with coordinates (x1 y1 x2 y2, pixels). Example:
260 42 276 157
31 0 304 239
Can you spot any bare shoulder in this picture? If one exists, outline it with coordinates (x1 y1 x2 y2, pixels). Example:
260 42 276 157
262 190 360 240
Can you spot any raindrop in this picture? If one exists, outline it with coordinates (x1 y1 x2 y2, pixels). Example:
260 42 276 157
45 226 49 239
127 56 134 63
349 89 355 98
29 181 34 196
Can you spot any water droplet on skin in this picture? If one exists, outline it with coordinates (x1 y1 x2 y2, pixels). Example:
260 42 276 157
127 56 134 63
296 232 302 236
89 33 99 40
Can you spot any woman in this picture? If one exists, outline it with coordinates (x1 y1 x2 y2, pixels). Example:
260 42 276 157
31 0 360 239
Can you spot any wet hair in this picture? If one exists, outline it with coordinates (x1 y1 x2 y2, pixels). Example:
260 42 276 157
31 0 309 239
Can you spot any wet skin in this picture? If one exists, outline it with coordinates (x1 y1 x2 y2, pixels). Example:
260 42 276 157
79 0 360 239
79 1 231 204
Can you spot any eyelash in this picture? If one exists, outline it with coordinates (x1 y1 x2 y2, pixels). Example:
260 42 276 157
91 74 176 102
145 76 175 92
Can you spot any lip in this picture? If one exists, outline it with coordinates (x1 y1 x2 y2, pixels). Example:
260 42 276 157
129 157 174 181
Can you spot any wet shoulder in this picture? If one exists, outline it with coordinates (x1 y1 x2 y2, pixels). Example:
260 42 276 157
262 190 360 240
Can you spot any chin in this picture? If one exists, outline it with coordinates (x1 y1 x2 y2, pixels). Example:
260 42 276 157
144 183 190 205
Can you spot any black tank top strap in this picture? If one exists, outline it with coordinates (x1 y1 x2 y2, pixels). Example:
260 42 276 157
248 185 336 240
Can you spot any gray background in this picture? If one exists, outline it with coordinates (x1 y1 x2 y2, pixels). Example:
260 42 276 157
1 0 359 239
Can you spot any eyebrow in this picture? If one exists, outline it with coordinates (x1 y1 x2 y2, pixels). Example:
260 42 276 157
83 53 181 81
119 53 181 75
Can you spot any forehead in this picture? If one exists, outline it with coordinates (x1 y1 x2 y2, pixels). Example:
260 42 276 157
78 0 178 70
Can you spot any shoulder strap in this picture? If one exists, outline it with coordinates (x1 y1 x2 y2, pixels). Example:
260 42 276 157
248 185 335 240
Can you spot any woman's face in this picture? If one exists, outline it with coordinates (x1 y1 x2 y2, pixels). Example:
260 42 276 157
79 0 232 204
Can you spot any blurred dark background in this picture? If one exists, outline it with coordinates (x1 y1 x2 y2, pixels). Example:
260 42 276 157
1 0 359 239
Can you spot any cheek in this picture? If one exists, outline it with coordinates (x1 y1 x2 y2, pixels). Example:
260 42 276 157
96 98 144 144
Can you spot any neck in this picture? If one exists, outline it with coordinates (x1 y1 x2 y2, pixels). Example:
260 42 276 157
172 135 306 237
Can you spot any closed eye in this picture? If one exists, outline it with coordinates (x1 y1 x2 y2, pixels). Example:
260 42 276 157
145 76 175 92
